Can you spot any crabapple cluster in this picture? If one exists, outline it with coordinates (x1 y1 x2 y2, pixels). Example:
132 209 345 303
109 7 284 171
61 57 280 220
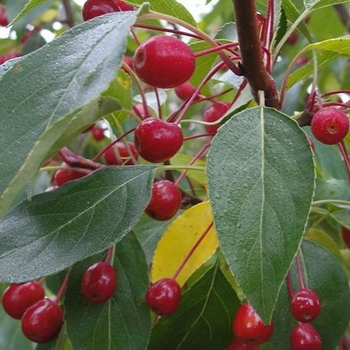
289 288 322 350
1 281 63 344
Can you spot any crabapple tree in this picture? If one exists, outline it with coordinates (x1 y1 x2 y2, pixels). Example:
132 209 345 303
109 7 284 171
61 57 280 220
0 0 350 349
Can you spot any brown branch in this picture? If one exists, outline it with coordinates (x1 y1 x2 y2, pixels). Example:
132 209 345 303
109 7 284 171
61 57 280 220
62 0 76 28
232 0 279 109
334 4 350 32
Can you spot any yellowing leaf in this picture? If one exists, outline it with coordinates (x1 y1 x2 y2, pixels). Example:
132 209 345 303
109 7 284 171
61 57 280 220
151 202 218 286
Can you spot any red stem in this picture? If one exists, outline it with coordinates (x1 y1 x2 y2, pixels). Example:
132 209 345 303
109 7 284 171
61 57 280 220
55 268 71 303
338 141 350 183
175 142 210 186
295 253 305 289
172 221 214 280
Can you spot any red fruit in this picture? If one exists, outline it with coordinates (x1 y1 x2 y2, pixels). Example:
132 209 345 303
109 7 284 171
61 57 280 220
203 102 230 134
232 303 273 345
311 107 349 145
91 125 105 141
81 262 117 304
226 339 259 350
145 278 181 316
290 288 321 322
174 82 200 101
112 0 134 10
290 323 322 350
2 281 45 319
341 226 350 248
21 299 63 343
133 35 195 88
53 167 89 187
82 0 120 21
0 5 9 27
134 118 183 163
104 141 138 165
145 180 182 221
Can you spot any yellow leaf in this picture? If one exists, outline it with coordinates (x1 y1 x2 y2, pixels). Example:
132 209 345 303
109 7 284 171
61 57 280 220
151 202 218 286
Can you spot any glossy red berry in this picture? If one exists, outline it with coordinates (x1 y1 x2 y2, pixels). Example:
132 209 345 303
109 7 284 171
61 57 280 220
91 125 105 141
290 323 322 350
2 281 45 319
145 180 182 221
53 167 89 187
134 118 183 163
145 278 181 316
232 302 273 345
226 339 259 350
21 299 63 343
81 262 117 304
133 35 195 88
290 288 321 322
174 82 200 101
311 107 349 145
104 141 138 165
203 102 230 134
341 226 350 249
82 0 120 21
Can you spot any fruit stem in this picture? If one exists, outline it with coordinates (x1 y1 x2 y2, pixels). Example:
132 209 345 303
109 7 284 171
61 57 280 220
55 268 71 303
338 141 350 183
104 245 115 265
91 127 135 162
172 221 214 281
175 142 211 186
173 61 227 125
295 253 306 289
134 23 203 40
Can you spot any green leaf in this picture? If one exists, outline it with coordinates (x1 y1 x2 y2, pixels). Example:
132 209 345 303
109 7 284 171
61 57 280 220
0 11 137 217
0 166 155 283
7 0 53 28
271 240 350 350
304 0 350 10
207 106 315 323
65 232 151 350
129 0 196 27
148 263 240 350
